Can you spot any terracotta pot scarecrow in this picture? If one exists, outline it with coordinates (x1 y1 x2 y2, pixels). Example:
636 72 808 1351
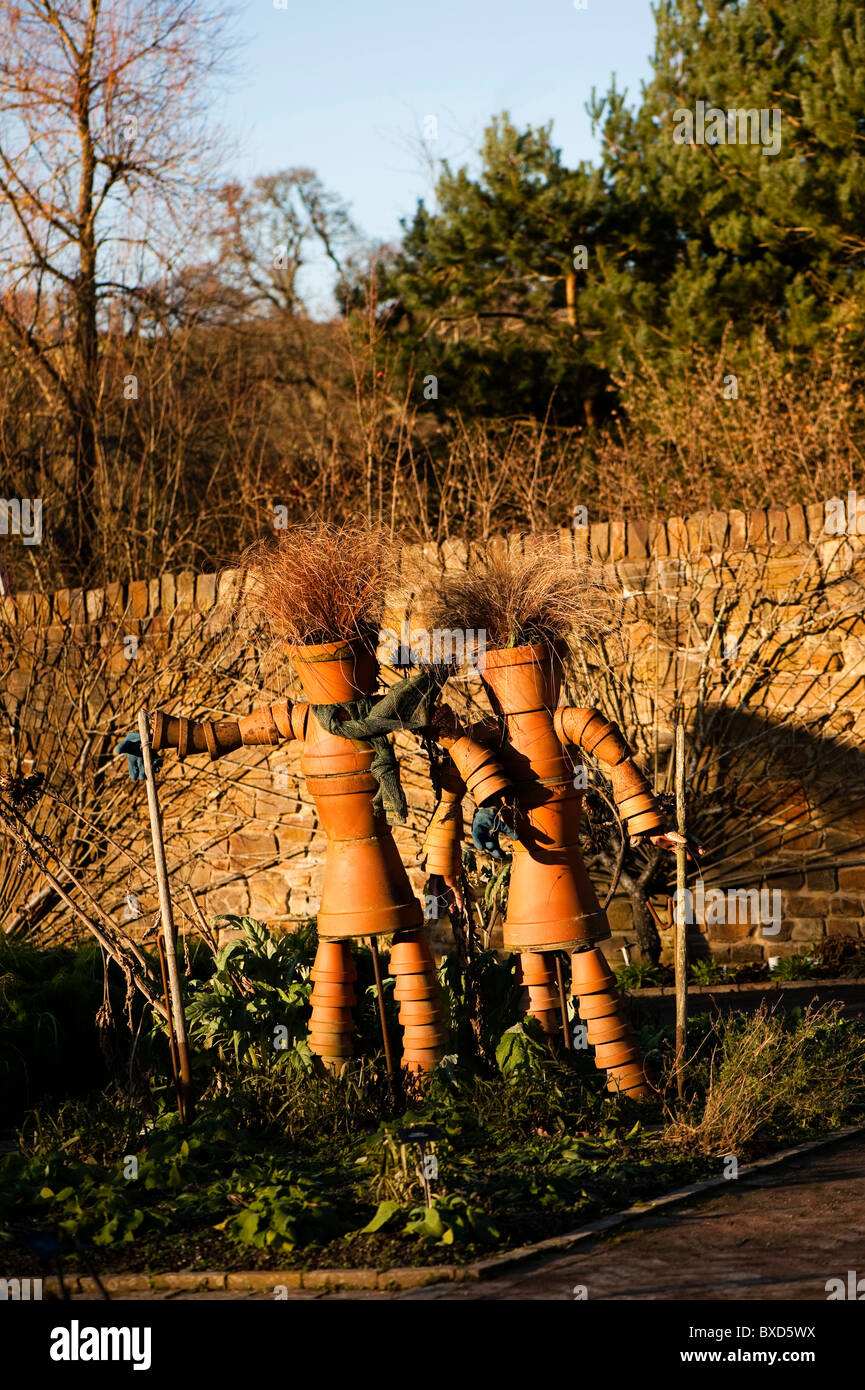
420 541 689 1099
150 637 510 1074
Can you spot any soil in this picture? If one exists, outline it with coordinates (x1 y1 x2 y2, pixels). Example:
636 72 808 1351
52 1130 865 1300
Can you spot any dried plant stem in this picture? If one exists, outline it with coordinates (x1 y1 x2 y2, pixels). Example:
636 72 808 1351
0 796 166 1018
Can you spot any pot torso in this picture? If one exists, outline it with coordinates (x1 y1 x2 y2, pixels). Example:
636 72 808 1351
480 643 610 952
288 642 422 940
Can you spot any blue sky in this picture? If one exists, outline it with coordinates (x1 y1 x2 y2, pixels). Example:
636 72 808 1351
220 0 658 309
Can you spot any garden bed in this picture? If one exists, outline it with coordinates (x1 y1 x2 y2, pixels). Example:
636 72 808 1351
35 1120 865 1296
629 977 865 1022
3 921 864 1283
3 1000 864 1281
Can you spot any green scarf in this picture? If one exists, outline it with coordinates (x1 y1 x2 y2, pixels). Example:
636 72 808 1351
312 668 447 824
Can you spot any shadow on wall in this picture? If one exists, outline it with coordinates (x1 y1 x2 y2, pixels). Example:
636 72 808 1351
597 704 865 966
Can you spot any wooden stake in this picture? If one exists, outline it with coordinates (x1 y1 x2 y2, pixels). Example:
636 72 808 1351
368 936 397 1096
157 935 183 1120
555 954 572 1051
674 721 688 1100
138 709 193 1122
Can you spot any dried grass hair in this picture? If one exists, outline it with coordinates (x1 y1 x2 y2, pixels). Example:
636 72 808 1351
421 535 620 652
239 520 399 646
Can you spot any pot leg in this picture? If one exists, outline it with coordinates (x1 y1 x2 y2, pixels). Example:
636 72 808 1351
518 951 562 1037
571 947 652 1098
390 929 447 1073
309 940 357 1072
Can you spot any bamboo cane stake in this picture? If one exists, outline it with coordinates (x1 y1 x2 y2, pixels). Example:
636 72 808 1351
137 709 193 1122
157 935 183 1120
674 721 688 1101
368 936 397 1095
555 954 572 1051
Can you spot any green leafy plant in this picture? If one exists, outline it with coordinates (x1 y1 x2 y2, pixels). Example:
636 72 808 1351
770 954 813 982
689 958 727 986
403 1194 500 1247
495 1021 548 1082
185 916 311 1068
615 961 661 991
216 1182 339 1252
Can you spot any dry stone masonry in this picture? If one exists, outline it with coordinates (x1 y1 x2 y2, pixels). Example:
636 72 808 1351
2 500 865 964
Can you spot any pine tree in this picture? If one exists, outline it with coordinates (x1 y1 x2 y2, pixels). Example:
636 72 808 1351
383 114 609 423
381 3 865 425
595 0 865 357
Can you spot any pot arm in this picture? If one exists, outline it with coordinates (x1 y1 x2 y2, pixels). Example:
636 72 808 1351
421 766 465 883
429 705 511 808
151 701 306 762
554 705 666 838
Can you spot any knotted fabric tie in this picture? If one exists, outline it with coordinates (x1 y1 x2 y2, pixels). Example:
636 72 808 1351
312 668 447 824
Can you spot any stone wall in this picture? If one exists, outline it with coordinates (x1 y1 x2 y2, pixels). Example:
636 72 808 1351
2 499 865 964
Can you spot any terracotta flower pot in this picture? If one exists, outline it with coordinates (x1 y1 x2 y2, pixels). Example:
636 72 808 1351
308 1004 355 1025
398 1000 442 1024
480 642 564 716
387 929 447 1073
403 1047 446 1072
606 1060 648 1086
577 990 622 1020
585 1016 632 1045
310 981 357 1004
312 941 358 976
525 985 561 1011
286 641 424 943
309 971 358 989
393 978 440 1000
592 1039 641 1069
517 952 562 1036
309 1017 356 1037
316 831 423 938
389 937 436 974
571 948 616 994
308 939 357 1069
402 1024 448 1047
479 644 609 952
518 951 556 984
606 1062 651 1097
288 640 379 705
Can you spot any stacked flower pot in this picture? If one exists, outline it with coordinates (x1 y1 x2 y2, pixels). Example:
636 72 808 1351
571 948 651 1098
308 941 357 1067
518 951 562 1036
390 933 448 1072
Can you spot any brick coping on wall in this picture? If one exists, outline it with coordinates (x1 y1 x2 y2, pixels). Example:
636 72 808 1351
0 500 856 631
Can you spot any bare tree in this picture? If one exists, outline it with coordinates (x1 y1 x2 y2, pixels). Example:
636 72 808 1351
0 0 236 567
212 169 361 319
